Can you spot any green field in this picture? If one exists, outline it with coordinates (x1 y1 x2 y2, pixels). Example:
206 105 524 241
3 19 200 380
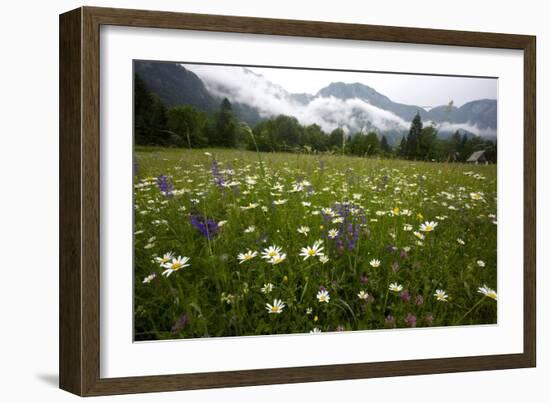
133 147 497 340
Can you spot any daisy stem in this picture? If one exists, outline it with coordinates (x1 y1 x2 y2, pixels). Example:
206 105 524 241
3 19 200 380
382 288 389 315
455 296 486 325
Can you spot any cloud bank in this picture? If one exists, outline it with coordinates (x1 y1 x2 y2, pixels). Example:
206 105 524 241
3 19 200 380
183 64 495 138
183 64 409 134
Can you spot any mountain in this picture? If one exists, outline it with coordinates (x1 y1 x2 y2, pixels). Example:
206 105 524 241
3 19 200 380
316 82 497 131
135 62 264 126
317 82 421 122
134 61 217 112
134 61 497 142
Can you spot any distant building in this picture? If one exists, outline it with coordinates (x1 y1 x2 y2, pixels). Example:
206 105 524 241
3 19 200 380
466 150 488 164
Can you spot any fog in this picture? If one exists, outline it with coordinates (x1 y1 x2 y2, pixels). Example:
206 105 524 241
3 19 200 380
183 63 496 136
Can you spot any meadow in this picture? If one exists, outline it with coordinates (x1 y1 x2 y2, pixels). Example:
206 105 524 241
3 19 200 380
133 147 497 341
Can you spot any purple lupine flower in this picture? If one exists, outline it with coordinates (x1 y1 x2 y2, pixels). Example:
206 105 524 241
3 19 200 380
330 202 366 251
319 285 327 292
400 290 411 302
190 215 219 240
415 295 424 306
171 313 189 333
404 313 417 328
156 175 173 197
400 250 409 259
385 315 396 329
210 159 225 188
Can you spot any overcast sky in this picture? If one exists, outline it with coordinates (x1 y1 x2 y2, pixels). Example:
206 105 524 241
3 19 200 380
185 63 497 108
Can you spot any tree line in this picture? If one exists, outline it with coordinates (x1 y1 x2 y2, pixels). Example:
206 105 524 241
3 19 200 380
135 74 496 163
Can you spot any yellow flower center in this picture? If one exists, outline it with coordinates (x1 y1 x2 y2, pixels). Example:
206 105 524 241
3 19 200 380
171 262 182 270
308 249 316 256
488 292 497 300
271 306 279 312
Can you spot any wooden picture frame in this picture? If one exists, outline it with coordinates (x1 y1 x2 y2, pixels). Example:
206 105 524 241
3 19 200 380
59 6 536 396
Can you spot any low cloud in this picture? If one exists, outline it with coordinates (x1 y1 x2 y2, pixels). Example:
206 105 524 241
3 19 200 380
184 64 408 134
428 121 497 137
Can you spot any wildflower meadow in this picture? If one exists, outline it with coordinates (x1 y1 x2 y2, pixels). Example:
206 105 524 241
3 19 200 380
134 147 497 340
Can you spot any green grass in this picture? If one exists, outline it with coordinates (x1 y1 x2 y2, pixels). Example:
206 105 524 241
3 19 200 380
133 146 497 340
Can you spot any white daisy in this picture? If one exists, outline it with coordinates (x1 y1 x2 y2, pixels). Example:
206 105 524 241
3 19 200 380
434 289 449 302
357 290 369 300
389 283 403 292
142 273 156 284
470 192 483 200
261 283 274 294
321 207 336 217
419 221 438 232
369 259 381 268
154 251 175 265
478 285 497 300
316 289 330 303
299 240 324 260
269 253 287 265
265 299 285 314
161 256 191 277
237 250 258 264
297 226 310 235
477 260 486 268
328 229 339 239
310 327 322 334
261 245 283 261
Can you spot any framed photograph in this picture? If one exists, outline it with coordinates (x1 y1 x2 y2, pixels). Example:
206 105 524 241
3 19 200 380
59 6 536 396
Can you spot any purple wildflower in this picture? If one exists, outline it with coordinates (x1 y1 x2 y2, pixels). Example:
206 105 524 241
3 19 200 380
404 313 417 328
359 275 369 284
171 313 189 333
190 215 219 240
330 202 366 251
210 159 225 188
400 290 411 302
385 315 396 329
415 295 424 306
156 175 173 197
